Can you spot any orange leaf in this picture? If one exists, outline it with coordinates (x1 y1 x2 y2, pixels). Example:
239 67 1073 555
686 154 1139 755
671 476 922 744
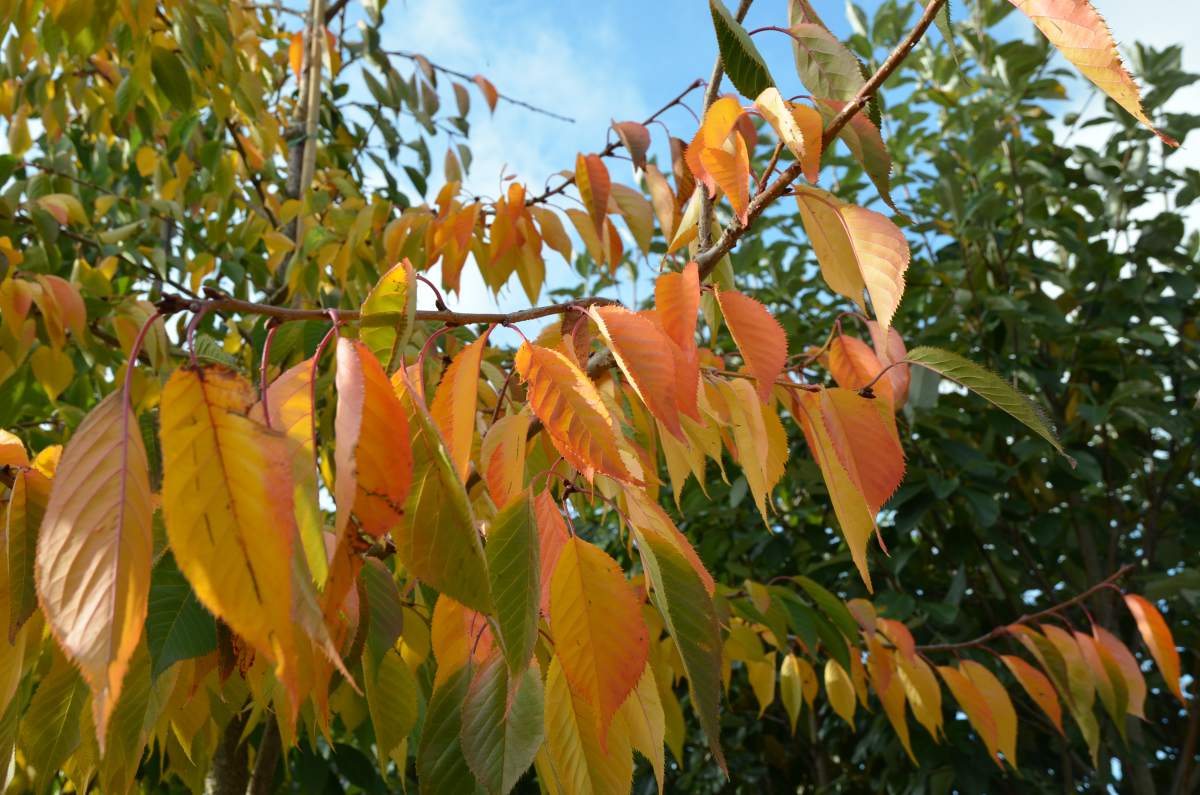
430 333 489 483
698 132 750 225
1124 593 1184 703
334 339 413 538
961 660 1018 767
685 96 743 196
753 87 823 183
819 388 904 515
550 537 648 744
623 488 714 596
715 288 788 402
793 389 876 591
866 319 910 408
473 74 499 113
938 664 1002 767
288 31 303 83
590 305 683 441
654 263 701 420
513 343 636 484
1009 0 1177 145
1001 654 1064 735
576 153 611 237
533 491 569 617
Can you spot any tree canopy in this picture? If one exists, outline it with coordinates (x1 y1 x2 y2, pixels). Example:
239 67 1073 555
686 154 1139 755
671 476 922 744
0 0 1194 793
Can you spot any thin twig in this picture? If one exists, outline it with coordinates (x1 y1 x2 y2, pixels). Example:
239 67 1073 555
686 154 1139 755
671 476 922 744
695 0 950 279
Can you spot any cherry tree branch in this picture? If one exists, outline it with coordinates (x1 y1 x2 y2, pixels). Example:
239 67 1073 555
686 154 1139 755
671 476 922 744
695 0 950 279
156 289 620 327
916 564 1136 653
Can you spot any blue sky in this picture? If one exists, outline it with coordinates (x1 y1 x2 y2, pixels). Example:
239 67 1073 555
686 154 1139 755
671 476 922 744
374 0 1197 321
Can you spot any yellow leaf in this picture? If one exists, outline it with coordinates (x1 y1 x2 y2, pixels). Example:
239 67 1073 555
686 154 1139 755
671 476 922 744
551 537 649 744
430 333 488 483
135 147 157 177
160 366 305 709
961 659 1017 767
824 659 856 727
1000 653 1064 736
36 392 152 748
698 131 751 225
543 655 633 795
747 651 777 717
753 87 823 183
31 346 73 401
938 664 1002 767
618 665 666 794
794 185 910 329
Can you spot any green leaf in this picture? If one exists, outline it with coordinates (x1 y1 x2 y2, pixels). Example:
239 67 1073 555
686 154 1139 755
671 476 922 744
6 469 48 641
935 0 960 66
360 259 417 373
792 575 859 641
709 0 774 99
21 647 88 795
486 493 539 677
146 552 217 677
904 346 1070 462
460 653 544 795
364 648 418 773
397 391 493 614
361 558 405 667
787 22 865 100
634 527 725 772
416 666 485 795
150 47 193 111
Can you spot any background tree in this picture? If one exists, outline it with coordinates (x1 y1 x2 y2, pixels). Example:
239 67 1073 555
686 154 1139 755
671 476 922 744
0 0 1192 793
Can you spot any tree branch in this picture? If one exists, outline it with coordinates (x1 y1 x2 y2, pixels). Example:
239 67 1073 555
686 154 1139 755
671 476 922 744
916 564 1135 653
163 289 620 327
695 0 949 279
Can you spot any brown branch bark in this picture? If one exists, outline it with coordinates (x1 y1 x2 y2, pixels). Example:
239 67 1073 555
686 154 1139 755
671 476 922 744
695 0 950 279
916 564 1135 653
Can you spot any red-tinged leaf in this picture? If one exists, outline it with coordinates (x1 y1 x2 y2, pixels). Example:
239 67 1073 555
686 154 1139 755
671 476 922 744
698 132 750 225
532 491 568 617
334 338 413 538
716 288 788 402
1000 654 1064 735
938 664 1002 767
793 389 876 591
474 74 499 113
869 645 915 763
828 335 886 392
1124 593 1184 703
550 537 649 745
819 388 904 514
1074 629 1129 733
1009 0 1177 145
431 595 495 686
576 153 611 237
961 660 1018 767
431 333 488 483
794 185 910 329
1092 625 1147 719
36 275 86 341
514 342 637 484
6 465 47 640
481 413 530 508
866 319 910 408
612 121 651 171
288 31 303 82
590 305 683 441
814 99 897 210
36 393 152 746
